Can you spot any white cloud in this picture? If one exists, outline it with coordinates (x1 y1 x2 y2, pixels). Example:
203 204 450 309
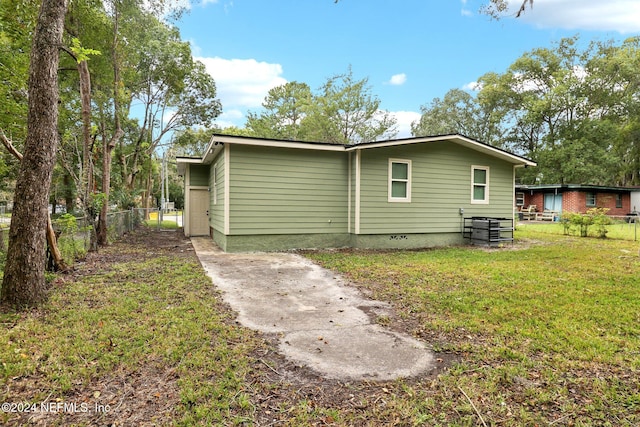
391 111 422 138
463 81 482 91
214 109 245 129
196 56 287 109
461 8 473 17
388 73 407 86
506 0 640 33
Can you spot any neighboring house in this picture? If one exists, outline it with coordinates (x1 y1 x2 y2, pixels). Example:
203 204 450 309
632 190 640 213
516 184 638 217
177 134 535 252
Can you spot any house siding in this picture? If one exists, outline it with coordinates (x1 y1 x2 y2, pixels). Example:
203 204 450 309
632 192 640 212
209 152 225 233
357 142 514 234
228 144 349 235
189 164 209 186
350 151 358 233
180 135 534 251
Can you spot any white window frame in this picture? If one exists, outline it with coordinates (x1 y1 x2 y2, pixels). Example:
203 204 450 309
516 192 525 207
471 165 490 204
388 159 412 203
586 192 596 207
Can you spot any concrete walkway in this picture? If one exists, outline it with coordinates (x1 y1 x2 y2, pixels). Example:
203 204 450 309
191 237 435 381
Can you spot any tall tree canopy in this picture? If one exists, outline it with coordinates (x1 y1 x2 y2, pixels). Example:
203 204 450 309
411 88 506 145
412 36 640 186
246 68 397 144
0 0 221 306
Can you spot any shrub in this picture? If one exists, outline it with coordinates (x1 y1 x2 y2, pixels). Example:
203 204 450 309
560 213 573 235
55 214 89 262
586 207 612 238
561 208 611 238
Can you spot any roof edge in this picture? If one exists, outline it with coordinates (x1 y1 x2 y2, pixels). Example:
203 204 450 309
177 133 536 167
516 184 639 192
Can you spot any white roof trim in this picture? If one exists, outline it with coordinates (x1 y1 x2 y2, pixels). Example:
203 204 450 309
175 134 536 167
347 135 537 167
208 134 345 152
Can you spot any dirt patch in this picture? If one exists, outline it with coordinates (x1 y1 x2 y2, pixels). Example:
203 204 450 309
8 362 179 426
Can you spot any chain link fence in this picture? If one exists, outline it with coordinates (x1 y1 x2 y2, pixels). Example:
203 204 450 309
0 209 147 257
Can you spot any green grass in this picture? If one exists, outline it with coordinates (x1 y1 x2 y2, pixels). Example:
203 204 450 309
1 228 639 425
304 230 640 425
519 219 640 240
0 228 260 426
143 219 179 229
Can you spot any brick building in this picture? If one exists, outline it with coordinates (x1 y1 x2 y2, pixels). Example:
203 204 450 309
516 184 639 217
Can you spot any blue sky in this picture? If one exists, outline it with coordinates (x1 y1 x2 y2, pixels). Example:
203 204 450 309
175 0 640 138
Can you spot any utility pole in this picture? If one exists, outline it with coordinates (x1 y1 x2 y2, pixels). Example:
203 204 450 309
165 151 169 210
160 152 165 223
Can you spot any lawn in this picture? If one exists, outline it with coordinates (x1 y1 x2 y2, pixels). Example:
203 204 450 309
1 227 639 426
518 218 640 241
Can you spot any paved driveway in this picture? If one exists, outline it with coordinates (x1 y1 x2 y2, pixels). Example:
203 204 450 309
191 238 435 381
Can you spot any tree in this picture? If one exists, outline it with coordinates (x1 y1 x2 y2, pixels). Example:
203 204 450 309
482 0 533 18
307 67 397 144
246 82 312 140
121 16 221 190
1 0 68 306
411 88 506 145
172 128 217 157
333 0 535 19
536 119 618 184
0 0 36 196
245 68 397 144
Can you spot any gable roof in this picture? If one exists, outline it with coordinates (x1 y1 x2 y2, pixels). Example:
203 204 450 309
177 133 537 173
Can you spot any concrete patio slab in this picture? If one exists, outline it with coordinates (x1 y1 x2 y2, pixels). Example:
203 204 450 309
191 237 435 381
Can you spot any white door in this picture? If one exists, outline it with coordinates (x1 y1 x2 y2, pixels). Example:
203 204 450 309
189 189 209 236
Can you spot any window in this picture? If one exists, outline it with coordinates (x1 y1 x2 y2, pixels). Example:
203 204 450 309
471 166 489 204
616 193 623 209
586 192 596 207
388 159 411 202
516 192 525 207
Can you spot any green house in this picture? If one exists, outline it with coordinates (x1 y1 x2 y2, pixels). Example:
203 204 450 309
177 134 536 252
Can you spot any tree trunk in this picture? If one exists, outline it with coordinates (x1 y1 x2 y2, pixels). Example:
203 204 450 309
97 9 124 245
0 131 68 272
97 129 122 244
63 173 74 212
77 59 99 252
1 0 68 307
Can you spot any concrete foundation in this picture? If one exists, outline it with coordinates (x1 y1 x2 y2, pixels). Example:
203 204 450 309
211 229 466 252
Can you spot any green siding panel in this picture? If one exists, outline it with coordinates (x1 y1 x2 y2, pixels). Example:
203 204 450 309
357 142 514 234
189 164 209 186
209 153 225 232
228 145 349 235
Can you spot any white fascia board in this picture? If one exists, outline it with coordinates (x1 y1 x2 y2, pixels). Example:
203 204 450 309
346 135 537 167
176 156 202 176
209 134 346 152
